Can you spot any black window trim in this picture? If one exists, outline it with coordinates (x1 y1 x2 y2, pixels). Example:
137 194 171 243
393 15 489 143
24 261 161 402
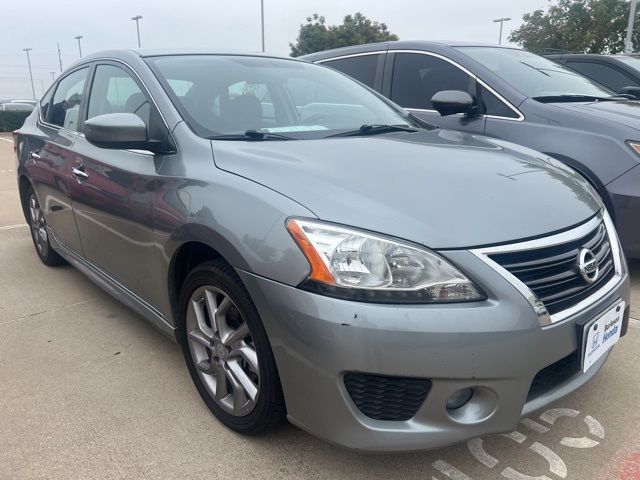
319 49 524 122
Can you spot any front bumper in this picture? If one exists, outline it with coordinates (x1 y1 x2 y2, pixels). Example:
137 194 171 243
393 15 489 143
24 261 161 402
238 249 630 452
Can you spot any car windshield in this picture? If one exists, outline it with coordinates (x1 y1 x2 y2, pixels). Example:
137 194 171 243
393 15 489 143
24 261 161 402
613 55 640 72
456 47 615 100
146 55 415 139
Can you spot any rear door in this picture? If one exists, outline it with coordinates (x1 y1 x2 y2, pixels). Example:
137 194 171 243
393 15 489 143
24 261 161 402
69 61 165 303
27 66 91 254
384 51 486 133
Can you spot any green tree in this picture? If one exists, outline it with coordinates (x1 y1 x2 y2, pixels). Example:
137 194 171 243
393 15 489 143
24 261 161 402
509 0 640 53
290 13 398 57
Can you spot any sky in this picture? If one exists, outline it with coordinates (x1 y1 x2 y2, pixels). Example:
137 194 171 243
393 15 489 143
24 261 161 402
0 0 547 99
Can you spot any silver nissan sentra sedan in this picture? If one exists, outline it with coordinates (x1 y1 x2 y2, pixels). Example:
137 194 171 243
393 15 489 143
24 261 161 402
14 50 630 452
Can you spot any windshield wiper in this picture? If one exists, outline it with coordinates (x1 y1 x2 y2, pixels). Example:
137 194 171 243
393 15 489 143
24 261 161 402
326 124 420 138
207 130 296 141
533 94 619 103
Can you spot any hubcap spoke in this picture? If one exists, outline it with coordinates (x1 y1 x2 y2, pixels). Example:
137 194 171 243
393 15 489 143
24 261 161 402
227 361 258 403
229 345 258 373
191 299 213 340
188 328 211 347
222 322 249 347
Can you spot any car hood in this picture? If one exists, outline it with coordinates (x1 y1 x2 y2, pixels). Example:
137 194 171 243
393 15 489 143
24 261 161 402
211 130 601 249
550 99 640 131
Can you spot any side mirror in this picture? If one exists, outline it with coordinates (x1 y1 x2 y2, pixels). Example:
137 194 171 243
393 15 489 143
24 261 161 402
619 86 640 99
84 113 151 151
431 90 477 117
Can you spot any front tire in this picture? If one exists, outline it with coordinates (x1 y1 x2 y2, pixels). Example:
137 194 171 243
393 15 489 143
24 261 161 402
26 186 65 266
178 259 286 434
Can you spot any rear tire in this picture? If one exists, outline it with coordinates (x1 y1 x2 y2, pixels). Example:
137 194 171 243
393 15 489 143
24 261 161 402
25 186 65 267
178 259 286 434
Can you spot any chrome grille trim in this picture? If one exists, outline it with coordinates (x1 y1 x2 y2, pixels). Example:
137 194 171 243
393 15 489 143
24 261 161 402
471 211 623 326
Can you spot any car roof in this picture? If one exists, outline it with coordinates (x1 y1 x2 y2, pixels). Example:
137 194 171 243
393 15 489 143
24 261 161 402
303 40 520 62
78 49 305 63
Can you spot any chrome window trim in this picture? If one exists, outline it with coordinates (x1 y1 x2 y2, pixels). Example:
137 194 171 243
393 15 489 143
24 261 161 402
38 57 177 152
470 211 623 327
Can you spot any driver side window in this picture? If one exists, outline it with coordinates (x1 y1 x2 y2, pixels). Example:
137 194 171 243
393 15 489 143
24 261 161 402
391 53 473 110
87 64 150 125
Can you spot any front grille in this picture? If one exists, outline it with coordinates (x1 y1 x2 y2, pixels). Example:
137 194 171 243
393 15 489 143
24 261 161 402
343 373 431 421
489 220 615 316
527 351 579 401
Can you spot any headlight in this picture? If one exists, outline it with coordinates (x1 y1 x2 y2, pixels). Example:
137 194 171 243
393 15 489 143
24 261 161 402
287 218 485 303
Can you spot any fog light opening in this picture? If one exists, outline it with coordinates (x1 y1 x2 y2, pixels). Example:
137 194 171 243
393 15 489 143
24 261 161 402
446 388 474 410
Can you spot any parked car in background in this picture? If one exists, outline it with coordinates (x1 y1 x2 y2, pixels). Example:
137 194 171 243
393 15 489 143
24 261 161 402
14 49 630 452
302 41 640 259
544 53 640 97
0 102 34 112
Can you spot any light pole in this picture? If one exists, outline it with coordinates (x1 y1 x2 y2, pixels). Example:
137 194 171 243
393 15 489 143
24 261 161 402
493 17 512 46
23 48 36 100
260 0 265 52
625 0 638 53
57 42 63 72
74 35 83 57
131 15 143 48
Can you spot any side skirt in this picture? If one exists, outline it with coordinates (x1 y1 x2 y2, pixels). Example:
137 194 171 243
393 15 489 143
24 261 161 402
48 227 178 341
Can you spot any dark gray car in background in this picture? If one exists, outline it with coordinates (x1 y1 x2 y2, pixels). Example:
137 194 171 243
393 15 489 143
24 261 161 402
302 41 640 259
14 50 630 452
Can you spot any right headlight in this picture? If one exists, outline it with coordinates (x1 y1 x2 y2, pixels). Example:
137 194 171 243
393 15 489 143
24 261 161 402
287 218 485 304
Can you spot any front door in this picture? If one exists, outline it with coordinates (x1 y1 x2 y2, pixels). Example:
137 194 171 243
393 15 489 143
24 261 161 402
385 52 486 134
70 62 161 302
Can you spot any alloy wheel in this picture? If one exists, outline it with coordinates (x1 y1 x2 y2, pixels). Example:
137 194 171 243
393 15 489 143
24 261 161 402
28 193 48 257
186 286 260 417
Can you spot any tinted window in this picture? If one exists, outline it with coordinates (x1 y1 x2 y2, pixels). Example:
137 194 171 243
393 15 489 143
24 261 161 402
47 67 89 130
457 47 613 99
39 89 54 119
322 54 381 89
391 53 473 109
565 61 639 91
479 85 518 118
147 55 412 138
88 64 150 125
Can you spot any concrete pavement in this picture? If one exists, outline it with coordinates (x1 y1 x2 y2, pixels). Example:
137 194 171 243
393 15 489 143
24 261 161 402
0 133 638 479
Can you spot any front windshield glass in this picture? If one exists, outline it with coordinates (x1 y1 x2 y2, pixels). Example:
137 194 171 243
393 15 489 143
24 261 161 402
456 47 614 100
146 55 414 138
613 55 640 72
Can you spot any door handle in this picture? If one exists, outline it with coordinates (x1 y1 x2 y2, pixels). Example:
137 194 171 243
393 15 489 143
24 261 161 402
72 166 89 179
29 151 41 160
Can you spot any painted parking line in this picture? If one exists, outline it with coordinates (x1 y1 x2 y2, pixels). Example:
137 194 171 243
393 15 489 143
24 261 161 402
0 223 27 231
0 136 13 143
437 408 608 479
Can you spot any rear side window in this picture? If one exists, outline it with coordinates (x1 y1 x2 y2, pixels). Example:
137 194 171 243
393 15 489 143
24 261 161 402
88 64 150 125
47 67 89 130
391 53 473 109
322 54 381 89
565 61 639 92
